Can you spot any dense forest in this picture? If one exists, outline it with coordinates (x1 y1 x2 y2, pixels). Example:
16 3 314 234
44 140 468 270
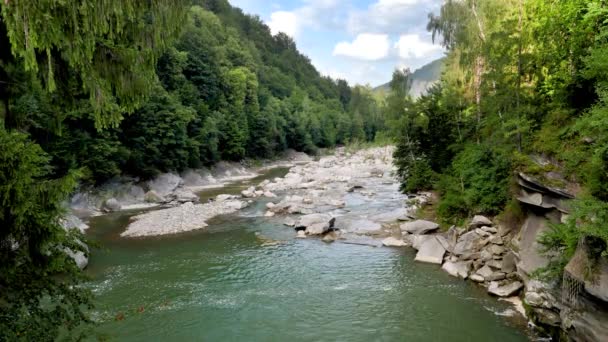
0 0 386 339
392 0 608 279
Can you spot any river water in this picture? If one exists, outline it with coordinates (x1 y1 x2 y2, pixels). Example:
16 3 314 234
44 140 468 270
84 167 530 341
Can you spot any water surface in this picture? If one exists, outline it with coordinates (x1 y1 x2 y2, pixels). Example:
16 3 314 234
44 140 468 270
85 169 530 341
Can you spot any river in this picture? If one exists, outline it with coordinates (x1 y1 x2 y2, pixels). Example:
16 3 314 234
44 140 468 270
83 165 531 341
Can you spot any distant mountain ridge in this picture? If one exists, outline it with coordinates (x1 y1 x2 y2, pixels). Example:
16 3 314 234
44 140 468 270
374 58 445 98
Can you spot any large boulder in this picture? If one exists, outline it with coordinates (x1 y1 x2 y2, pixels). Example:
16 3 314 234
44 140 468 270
415 236 446 264
517 212 551 275
306 222 331 235
401 220 439 235
144 190 164 203
103 198 121 212
453 231 482 255
470 215 493 227
296 213 332 229
442 261 471 279
488 281 523 297
148 173 182 197
174 189 199 203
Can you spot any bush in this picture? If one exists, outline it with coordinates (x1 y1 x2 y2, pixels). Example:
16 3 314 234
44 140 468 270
538 196 608 279
436 144 512 220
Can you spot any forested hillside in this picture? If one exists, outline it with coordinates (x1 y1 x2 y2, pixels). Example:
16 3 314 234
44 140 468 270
0 0 384 339
392 0 608 280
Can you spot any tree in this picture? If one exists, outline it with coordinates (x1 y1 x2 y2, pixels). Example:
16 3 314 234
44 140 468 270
0 130 88 340
0 0 188 128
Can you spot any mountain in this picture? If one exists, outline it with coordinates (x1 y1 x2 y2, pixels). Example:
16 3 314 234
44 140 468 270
374 58 445 98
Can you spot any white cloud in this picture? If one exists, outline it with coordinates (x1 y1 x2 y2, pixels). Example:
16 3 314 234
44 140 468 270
394 34 443 59
267 11 298 37
333 34 390 61
347 0 441 34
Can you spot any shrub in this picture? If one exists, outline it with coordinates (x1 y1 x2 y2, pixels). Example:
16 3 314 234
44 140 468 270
436 144 512 220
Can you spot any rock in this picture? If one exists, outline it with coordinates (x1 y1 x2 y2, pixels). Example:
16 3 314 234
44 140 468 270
435 235 451 252
476 265 494 279
414 237 446 264
486 272 506 281
410 234 434 250
264 191 277 198
470 215 493 227
174 189 199 203
370 208 413 223
480 249 493 261
485 259 503 269
144 190 163 203
401 220 439 235
296 213 332 229
517 213 554 275
489 235 503 245
322 231 340 243
296 230 306 238
488 281 523 297
334 217 382 234
470 274 485 282
501 251 518 273
103 198 121 212
306 222 330 235
147 173 182 197
65 248 88 270
241 188 255 198
453 231 482 255
283 217 296 227
264 211 275 217
266 202 276 209
216 194 236 202
481 226 498 234
475 228 492 237
382 237 407 247
442 261 471 279
488 244 506 256
60 214 89 233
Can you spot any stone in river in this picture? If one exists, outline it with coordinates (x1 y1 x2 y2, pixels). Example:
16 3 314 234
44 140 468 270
382 237 407 247
414 236 446 264
442 261 471 279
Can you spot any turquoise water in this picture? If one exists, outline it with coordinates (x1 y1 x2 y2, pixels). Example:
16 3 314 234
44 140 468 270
84 170 530 341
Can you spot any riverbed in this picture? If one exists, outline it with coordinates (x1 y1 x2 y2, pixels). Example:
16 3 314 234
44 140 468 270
83 152 531 341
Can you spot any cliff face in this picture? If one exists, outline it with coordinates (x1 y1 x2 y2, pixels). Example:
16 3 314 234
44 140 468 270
512 173 608 341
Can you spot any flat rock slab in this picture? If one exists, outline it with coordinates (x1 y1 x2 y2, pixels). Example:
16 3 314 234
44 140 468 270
470 215 493 227
488 281 523 297
382 237 407 247
401 220 439 235
296 213 332 228
453 231 482 255
415 236 446 264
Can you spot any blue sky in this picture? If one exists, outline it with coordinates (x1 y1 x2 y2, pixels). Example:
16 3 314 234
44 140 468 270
228 0 446 87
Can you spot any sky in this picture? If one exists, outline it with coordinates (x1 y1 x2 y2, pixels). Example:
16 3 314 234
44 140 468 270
228 0 446 87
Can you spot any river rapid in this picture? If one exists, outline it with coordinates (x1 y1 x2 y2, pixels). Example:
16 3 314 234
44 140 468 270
83 148 532 341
